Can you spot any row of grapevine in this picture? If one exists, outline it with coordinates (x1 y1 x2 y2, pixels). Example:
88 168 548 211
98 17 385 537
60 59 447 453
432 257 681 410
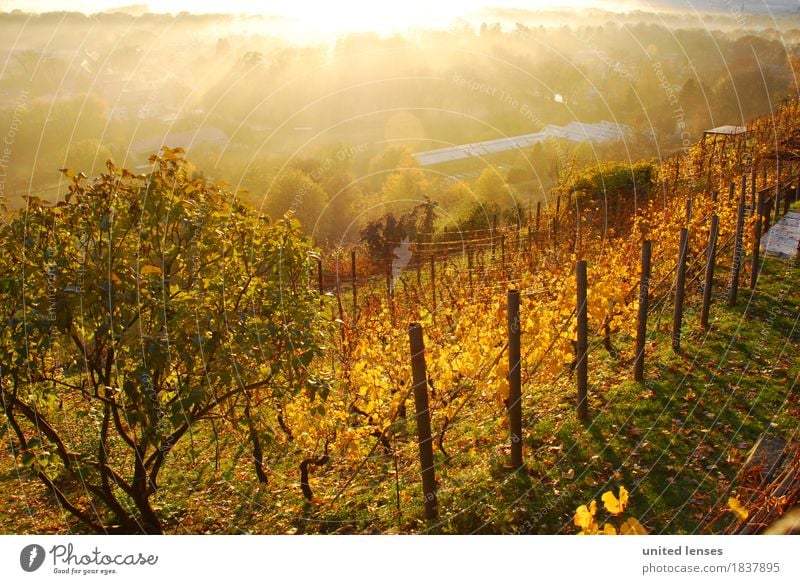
281 98 800 526
395 173 796 517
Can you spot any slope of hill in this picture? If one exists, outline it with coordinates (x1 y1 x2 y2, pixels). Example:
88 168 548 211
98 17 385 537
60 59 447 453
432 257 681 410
1 99 799 535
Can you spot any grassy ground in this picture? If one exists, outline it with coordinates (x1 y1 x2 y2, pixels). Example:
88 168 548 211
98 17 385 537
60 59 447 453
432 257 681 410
1 255 798 534
384 255 798 535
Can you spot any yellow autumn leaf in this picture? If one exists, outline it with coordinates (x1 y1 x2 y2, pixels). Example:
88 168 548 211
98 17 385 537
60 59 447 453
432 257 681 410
620 517 648 535
495 361 510 399
139 265 161 276
728 497 749 521
602 523 617 535
619 486 629 509
574 505 594 529
602 486 629 515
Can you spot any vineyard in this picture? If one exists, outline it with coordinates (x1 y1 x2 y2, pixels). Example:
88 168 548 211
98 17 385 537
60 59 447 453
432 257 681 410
1 101 800 535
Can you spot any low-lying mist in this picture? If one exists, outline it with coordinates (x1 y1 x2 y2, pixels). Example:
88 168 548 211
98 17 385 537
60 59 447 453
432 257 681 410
1 4 798 246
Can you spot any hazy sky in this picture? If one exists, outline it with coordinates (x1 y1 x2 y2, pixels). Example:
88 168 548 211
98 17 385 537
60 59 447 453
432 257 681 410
1 1 641 14
2 0 799 14
0 1 643 37
1 1 798 38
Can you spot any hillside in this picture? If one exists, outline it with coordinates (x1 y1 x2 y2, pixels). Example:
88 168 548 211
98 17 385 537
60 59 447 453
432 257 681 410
0 100 799 535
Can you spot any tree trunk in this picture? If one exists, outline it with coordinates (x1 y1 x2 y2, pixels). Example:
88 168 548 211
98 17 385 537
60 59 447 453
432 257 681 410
245 402 269 484
131 492 164 534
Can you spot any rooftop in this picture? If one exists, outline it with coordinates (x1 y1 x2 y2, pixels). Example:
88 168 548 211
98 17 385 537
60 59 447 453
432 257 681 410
703 125 747 136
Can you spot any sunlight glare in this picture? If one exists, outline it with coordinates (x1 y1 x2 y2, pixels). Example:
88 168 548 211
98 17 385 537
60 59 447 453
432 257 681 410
6 0 640 38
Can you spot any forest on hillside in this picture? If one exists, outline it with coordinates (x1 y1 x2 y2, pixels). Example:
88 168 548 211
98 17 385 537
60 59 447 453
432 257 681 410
1 8 800 247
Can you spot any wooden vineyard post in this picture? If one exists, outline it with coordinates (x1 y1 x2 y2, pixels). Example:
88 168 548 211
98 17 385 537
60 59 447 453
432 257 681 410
430 255 436 315
351 249 357 317
501 234 506 272
552 211 559 250
335 255 343 321
527 224 532 253
467 246 474 297
728 181 734 203
774 185 782 225
750 190 765 290
795 236 800 269
741 173 746 204
408 323 438 520
751 165 757 211
387 263 394 324
785 183 793 215
492 214 498 257
634 240 652 383
728 198 747 306
507 289 523 470
536 201 541 233
764 193 773 234
672 228 689 353
685 197 693 224
576 260 589 421
701 215 719 330
317 257 323 294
